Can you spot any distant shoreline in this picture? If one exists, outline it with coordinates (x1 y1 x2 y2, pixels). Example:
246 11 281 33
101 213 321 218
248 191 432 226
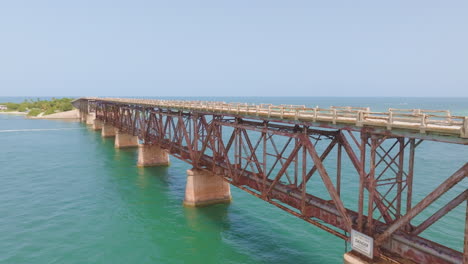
0 97 75 117
0 109 80 119
0 111 27 115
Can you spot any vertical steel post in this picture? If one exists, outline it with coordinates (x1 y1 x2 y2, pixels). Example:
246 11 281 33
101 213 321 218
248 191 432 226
407 139 415 214
367 136 377 234
337 142 342 197
238 126 242 170
301 143 307 214
193 115 199 155
234 128 239 172
397 137 405 218
358 132 367 231
295 137 299 186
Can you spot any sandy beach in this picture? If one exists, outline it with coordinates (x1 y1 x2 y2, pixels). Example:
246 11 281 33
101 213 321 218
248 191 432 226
29 109 80 119
1 109 80 119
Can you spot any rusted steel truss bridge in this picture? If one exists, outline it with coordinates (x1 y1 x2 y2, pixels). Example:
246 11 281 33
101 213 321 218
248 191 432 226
73 97 468 264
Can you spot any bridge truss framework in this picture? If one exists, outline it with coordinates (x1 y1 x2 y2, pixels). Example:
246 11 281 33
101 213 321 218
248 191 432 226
75 98 467 264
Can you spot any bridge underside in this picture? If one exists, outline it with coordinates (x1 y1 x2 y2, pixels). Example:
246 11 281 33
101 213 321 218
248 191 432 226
74 99 467 264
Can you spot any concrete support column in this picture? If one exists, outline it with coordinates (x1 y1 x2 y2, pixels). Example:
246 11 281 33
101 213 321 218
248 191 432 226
101 124 116 137
92 119 103 130
86 113 96 125
79 111 87 122
137 144 170 167
115 131 139 148
184 168 231 207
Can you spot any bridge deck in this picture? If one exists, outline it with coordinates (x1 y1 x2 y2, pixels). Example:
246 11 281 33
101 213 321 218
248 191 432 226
75 97 468 142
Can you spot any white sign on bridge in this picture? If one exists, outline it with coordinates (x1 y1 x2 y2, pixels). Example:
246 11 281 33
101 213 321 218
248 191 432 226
351 229 374 259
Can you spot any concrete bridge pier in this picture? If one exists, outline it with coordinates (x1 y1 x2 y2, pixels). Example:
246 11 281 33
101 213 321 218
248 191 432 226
92 119 103 130
137 144 170 167
183 168 231 207
115 131 139 148
101 124 116 137
79 111 87 123
86 113 96 125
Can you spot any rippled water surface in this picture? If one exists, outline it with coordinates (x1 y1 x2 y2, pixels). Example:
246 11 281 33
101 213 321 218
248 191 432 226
0 97 466 264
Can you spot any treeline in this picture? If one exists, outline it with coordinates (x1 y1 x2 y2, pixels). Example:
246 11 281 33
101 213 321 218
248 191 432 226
1 98 75 116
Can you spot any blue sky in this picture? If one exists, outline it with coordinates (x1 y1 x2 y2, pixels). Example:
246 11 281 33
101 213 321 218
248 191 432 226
0 1 467 97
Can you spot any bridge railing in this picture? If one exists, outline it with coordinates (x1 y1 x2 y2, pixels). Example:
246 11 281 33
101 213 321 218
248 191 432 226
80 98 468 138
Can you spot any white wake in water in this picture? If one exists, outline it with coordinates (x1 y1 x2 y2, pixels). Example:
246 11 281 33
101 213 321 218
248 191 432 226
0 128 86 133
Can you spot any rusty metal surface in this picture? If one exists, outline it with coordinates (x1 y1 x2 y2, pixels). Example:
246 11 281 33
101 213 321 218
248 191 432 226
74 98 467 264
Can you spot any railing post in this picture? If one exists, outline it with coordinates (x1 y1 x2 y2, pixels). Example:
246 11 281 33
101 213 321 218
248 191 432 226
268 106 271 118
332 109 337 124
420 114 427 134
387 111 393 130
356 110 364 127
313 107 318 122
462 116 468 138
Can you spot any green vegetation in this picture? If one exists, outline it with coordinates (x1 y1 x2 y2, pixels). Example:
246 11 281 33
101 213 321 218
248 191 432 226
27 109 43 117
0 98 75 117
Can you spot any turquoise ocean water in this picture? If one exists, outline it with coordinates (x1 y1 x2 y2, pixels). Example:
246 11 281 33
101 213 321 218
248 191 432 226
0 97 467 264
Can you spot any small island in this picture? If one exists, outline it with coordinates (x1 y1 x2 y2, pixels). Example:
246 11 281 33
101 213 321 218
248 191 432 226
0 98 78 118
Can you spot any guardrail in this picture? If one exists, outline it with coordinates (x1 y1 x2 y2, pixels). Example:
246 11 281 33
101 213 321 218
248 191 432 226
75 98 468 138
